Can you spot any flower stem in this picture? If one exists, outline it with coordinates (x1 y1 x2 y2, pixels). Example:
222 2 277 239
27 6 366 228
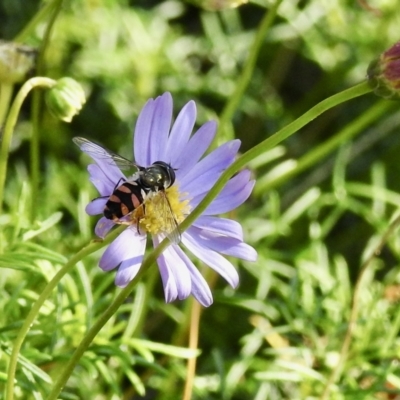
46 269 145 399
46 237 177 399
30 0 64 222
218 0 283 138
13 0 59 43
178 81 373 235
5 227 124 400
0 77 56 217
254 99 394 194
182 298 201 400
0 83 13 128
45 81 374 399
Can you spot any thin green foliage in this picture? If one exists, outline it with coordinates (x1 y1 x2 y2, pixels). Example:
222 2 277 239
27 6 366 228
1 0 400 399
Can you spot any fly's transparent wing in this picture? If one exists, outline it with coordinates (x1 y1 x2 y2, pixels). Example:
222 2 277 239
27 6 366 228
151 191 181 244
163 193 181 244
73 136 140 171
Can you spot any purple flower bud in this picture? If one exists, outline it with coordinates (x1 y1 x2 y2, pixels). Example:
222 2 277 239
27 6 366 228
367 41 400 100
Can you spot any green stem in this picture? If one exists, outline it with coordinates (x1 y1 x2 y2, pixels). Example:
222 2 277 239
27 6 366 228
0 83 13 128
0 77 56 217
218 0 283 137
46 81 373 399
30 0 64 222
30 90 41 222
177 81 373 236
46 268 145 398
46 242 166 399
254 99 394 194
13 0 58 43
5 226 124 400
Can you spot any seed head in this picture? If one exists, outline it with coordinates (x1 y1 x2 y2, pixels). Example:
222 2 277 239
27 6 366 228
0 40 36 84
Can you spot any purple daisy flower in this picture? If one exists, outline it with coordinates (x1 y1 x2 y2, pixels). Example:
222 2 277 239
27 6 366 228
75 92 257 307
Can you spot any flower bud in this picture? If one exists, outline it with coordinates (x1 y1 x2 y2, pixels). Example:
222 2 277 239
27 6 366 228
0 40 36 84
45 77 86 122
367 41 400 100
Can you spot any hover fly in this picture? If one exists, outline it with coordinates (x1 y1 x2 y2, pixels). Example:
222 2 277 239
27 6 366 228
73 137 180 244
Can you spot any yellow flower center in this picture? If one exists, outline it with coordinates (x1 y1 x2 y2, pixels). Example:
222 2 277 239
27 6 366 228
131 185 191 235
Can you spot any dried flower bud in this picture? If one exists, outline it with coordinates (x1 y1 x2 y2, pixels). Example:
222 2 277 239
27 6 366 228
45 78 86 122
367 41 400 100
0 40 36 84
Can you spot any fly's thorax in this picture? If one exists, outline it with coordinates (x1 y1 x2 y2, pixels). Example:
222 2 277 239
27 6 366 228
140 161 175 190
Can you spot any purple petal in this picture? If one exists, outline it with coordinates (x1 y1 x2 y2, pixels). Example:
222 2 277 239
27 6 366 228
134 93 173 166
99 228 146 272
186 227 257 261
95 217 115 238
158 264 178 303
181 232 239 288
163 100 196 165
134 97 155 166
174 121 217 181
115 246 146 287
190 170 255 215
154 249 178 302
172 245 213 307
193 216 243 241
153 236 192 301
149 93 173 163
86 197 107 215
179 140 241 197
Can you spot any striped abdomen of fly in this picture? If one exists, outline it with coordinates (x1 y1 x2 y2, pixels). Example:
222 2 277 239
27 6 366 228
104 180 147 221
